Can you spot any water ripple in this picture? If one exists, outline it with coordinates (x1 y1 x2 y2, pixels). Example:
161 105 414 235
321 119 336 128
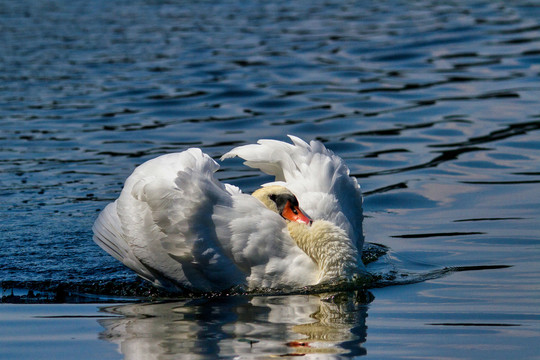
1 0 539 299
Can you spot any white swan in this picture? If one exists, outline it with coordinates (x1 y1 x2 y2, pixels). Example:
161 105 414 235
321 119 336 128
93 136 365 292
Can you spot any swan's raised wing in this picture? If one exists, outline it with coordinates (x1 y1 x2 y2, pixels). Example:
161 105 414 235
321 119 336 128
93 148 315 292
222 135 364 252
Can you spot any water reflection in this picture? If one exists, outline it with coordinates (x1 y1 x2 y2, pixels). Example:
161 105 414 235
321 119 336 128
99 291 371 359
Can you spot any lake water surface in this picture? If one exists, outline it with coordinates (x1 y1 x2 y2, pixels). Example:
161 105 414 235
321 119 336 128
1 0 540 359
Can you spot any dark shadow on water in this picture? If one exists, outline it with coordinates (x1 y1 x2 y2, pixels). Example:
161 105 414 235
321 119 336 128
429 120 540 149
391 231 486 239
354 146 488 178
372 264 512 288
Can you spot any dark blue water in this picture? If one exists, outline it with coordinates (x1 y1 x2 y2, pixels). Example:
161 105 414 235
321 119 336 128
1 0 540 358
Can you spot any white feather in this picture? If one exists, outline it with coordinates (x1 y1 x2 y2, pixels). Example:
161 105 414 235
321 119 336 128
222 135 364 253
94 136 364 292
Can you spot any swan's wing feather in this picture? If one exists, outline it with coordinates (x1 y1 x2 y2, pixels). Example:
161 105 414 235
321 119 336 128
92 201 158 285
110 149 249 291
94 148 315 291
222 135 364 252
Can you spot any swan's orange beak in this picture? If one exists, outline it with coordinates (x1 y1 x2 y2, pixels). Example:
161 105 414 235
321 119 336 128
282 201 312 225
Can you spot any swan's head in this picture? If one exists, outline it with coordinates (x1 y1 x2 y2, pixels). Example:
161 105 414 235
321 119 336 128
252 185 312 225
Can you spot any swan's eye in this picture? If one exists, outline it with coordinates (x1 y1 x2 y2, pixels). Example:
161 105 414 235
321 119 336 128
292 208 298 215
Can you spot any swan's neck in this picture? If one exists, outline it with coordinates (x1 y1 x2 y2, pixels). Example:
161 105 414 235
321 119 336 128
288 220 359 283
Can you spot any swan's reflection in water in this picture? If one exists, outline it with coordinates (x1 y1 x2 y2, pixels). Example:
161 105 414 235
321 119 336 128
99 291 371 359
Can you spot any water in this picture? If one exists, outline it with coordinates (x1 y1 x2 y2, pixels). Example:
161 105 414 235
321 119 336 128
1 0 540 358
